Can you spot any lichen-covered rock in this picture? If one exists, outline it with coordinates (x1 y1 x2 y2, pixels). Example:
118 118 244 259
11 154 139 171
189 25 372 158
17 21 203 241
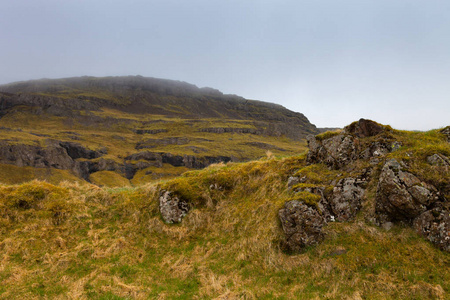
159 190 190 224
329 178 365 221
427 154 449 167
413 206 450 252
306 133 358 169
359 142 392 165
306 119 400 169
278 200 325 252
375 159 439 222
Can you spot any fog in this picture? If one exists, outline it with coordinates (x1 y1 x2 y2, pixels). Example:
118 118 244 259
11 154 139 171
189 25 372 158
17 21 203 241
1 0 449 130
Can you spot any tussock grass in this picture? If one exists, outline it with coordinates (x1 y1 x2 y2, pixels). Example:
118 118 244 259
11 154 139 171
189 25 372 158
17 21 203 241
1 146 449 299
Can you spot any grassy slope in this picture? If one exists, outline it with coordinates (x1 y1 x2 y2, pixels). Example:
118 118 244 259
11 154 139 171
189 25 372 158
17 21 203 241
0 128 449 299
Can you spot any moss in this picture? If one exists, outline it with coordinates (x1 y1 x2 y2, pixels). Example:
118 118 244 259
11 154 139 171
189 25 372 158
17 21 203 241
294 164 346 185
315 130 342 141
1 181 64 210
0 164 82 185
292 183 324 190
289 191 321 208
89 171 131 188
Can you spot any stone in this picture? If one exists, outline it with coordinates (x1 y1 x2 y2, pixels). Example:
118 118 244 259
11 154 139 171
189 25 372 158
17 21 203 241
278 200 325 253
287 176 300 188
329 178 365 221
306 133 358 169
375 159 438 222
159 190 190 224
440 126 450 143
381 222 394 231
391 141 402 152
413 206 450 252
427 154 449 167
344 118 384 138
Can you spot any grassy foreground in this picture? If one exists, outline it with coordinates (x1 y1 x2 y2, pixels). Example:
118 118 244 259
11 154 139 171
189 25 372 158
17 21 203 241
0 128 449 299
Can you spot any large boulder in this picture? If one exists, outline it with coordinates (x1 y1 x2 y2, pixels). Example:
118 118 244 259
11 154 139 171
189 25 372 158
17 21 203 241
159 190 190 224
278 200 325 252
413 205 450 252
344 118 385 138
329 178 365 221
376 159 439 222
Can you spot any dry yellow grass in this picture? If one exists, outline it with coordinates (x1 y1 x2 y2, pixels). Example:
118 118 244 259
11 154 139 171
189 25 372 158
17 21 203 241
0 127 449 299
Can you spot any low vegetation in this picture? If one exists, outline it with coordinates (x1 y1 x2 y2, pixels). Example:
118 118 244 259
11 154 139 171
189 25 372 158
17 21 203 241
1 123 449 299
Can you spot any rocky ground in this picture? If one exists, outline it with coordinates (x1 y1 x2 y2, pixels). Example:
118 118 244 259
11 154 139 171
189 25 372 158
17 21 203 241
278 119 449 253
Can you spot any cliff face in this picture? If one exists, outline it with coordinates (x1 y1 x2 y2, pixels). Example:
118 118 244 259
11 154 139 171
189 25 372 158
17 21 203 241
0 76 317 185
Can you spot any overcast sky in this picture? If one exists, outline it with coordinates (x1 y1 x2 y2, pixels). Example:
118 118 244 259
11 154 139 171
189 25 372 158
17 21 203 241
1 0 449 130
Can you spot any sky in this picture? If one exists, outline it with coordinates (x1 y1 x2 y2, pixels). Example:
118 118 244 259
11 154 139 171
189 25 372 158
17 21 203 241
0 0 449 130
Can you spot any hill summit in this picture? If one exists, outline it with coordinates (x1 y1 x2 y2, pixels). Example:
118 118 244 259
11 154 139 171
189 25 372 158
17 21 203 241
0 76 318 185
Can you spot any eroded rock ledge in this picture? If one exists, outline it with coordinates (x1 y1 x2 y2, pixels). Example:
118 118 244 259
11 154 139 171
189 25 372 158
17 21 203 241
0 140 234 181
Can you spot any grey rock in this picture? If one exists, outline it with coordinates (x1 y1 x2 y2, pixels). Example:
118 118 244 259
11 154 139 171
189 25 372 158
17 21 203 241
440 126 450 143
381 222 394 231
159 190 190 224
97 158 121 171
307 133 358 169
413 206 450 252
329 178 365 221
391 141 402 152
427 154 449 167
375 159 438 222
278 200 325 253
287 176 300 188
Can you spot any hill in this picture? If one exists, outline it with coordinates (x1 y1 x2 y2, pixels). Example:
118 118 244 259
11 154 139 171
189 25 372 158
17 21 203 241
0 76 317 186
0 119 448 299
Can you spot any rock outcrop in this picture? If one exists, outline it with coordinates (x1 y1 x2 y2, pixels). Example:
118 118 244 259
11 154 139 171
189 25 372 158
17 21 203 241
0 140 104 180
440 126 450 143
159 190 190 224
375 159 439 222
125 151 232 170
306 134 358 169
344 118 385 138
427 154 449 167
200 127 261 135
278 200 325 253
282 119 449 253
413 205 450 252
329 178 365 222
306 119 396 169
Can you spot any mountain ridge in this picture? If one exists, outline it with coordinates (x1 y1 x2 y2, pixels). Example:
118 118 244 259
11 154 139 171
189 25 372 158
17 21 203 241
0 75 317 185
